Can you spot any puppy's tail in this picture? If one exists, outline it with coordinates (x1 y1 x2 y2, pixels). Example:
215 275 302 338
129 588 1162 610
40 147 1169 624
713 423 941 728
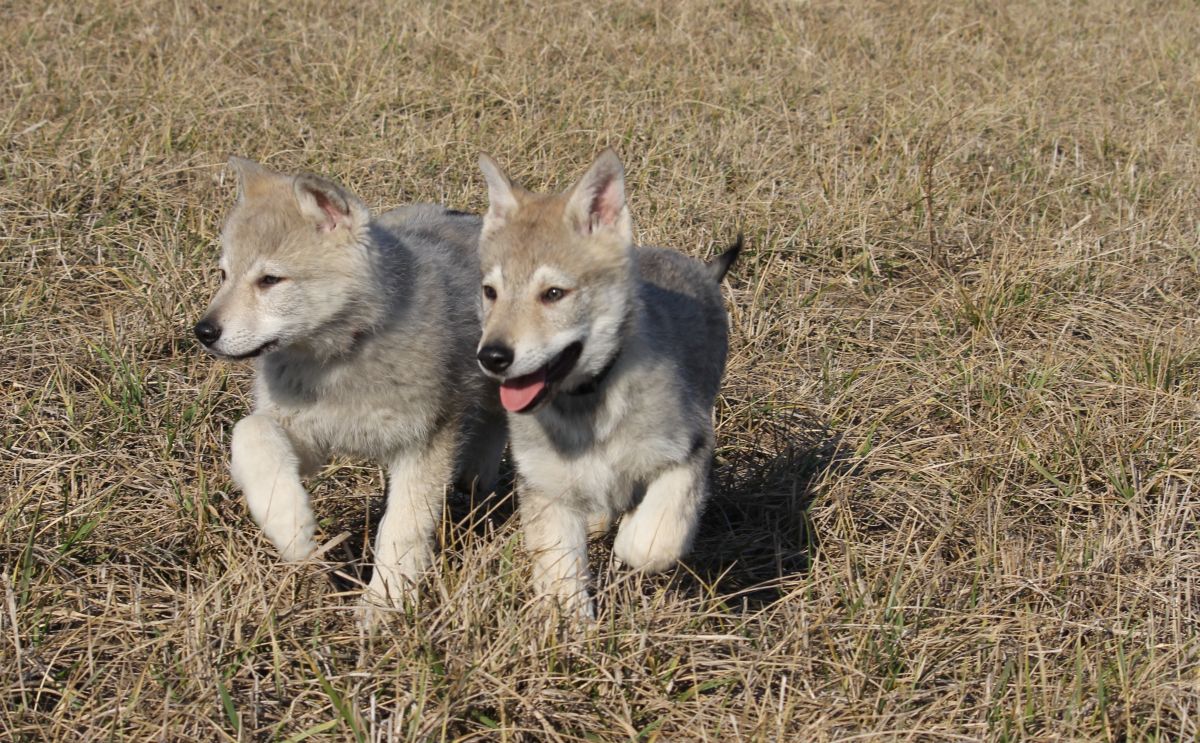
705 234 743 283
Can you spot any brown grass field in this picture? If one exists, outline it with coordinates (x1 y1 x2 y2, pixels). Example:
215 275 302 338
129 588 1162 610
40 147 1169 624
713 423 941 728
3 0 1199 739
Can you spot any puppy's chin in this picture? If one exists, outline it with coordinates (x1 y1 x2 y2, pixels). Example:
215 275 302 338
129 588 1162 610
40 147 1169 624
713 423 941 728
206 339 279 361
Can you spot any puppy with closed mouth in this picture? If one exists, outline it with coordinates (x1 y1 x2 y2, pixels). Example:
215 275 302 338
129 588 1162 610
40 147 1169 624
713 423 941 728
195 157 506 616
474 149 739 618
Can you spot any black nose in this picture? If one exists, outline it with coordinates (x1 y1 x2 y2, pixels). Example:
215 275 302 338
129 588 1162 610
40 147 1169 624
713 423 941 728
477 344 514 374
194 319 222 345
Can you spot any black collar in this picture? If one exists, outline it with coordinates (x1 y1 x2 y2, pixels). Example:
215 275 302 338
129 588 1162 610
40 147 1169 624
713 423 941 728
564 352 619 397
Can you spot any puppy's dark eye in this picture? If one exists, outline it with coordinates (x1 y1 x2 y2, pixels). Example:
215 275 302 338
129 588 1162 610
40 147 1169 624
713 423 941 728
219 269 227 282
541 287 568 303
258 275 284 288
482 285 497 301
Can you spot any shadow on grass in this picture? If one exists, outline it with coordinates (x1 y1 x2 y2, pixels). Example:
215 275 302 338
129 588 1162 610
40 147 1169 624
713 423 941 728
322 465 520 593
677 408 840 609
323 408 839 613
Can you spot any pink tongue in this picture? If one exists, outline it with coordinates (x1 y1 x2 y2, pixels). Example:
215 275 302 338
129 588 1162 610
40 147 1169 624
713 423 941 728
499 371 547 412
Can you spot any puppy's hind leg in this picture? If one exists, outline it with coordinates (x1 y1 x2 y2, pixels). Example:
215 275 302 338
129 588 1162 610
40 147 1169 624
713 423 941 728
613 457 709 574
231 414 321 561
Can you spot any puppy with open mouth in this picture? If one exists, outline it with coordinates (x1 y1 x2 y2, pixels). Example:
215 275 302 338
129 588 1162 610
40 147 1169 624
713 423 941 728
475 149 739 618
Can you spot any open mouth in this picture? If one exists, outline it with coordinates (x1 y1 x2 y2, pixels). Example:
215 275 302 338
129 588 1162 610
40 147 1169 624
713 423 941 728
499 341 583 413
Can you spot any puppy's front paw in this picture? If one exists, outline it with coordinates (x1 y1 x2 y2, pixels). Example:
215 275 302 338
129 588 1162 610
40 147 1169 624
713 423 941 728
355 597 393 633
568 593 597 625
363 562 421 607
613 515 684 574
275 530 319 562
521 585 596 636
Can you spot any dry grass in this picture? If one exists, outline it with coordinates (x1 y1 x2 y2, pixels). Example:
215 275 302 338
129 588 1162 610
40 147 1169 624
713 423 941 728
3 0 1199 739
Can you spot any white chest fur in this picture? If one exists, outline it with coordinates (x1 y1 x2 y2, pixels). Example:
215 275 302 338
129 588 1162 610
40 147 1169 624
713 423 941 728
255 350 443 461
510 385 694 515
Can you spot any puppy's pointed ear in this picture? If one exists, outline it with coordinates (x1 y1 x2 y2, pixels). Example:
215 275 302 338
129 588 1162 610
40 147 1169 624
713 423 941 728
564 149 631 243
479 153 520 224
228 156 281 201
293 173 365 234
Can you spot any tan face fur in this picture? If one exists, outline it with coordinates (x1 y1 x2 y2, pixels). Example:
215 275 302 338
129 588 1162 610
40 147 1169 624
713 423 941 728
477 150 635 397
196 158 371 359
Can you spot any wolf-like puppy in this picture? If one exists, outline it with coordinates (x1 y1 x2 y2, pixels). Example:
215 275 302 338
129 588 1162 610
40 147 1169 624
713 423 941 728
195 158 505 611
473 149 739 617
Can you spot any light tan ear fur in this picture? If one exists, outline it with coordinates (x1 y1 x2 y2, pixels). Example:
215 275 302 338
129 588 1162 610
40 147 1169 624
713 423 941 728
479 152 522 224
562 148 632 245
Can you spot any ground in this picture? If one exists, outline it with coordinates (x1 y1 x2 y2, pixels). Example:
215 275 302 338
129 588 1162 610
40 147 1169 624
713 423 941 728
2 0 1198 740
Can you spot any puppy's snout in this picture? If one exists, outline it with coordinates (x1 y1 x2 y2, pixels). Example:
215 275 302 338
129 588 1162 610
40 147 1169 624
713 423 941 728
194 319 222 346
477 343 514 374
